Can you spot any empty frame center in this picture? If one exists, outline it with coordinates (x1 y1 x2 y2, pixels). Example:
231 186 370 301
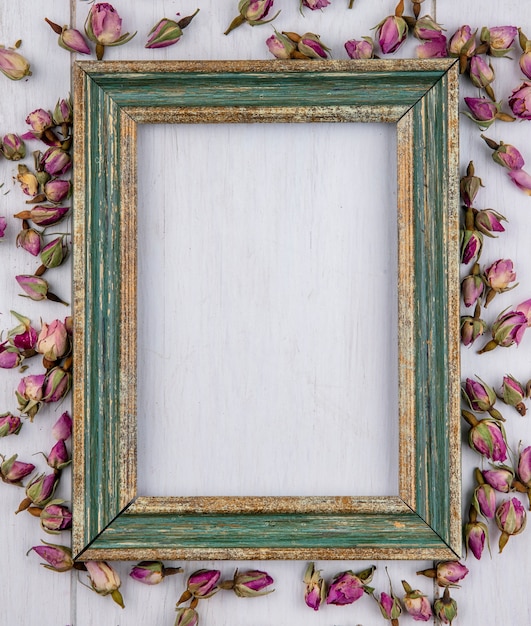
137 122 399 497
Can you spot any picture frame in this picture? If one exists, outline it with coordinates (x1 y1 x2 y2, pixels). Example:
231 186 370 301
72 59 460 561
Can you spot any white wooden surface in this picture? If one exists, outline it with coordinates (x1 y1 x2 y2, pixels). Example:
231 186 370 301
0 0 530 624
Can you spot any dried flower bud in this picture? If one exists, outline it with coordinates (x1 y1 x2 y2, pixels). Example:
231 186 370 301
0 341 22 369
0 453 35 485
374 15 408 54
461 272 483 307
266 30 297 59
43 179 71 203
40 501 72 532
14 205 70 227
1 133 25 160
145 10 199 49
174 608 198 626
298 33 331 59
52 411 72 440
507 167 531 194
468 417 508 462
129 561 182 585
60 27 91 54
417 561 468 588
84 2 136 60
482 466 515 493
16 164 39 196
469 55 495 91
345 37 375 59
401 580 432 622
480 309 528 353
480 25 517 57
326 566 375 605
460 229 482 264
473 482 497 518
0 413 22 437
42 366 71 403
229 569 274 597
475 209 506 238
16 227 42 256
41 235 69 269
495 496 527 552
24 472 58 508
301 0 331 10
434 587 458 624
448 25 476 58
303 562 326 610
499 374 526 415
85 560 125 608
509 81 531 120
462 377 497 413
16 373 45 419
30 541 73 572
40 147 71 176
225 0 280 35
0 46 31 80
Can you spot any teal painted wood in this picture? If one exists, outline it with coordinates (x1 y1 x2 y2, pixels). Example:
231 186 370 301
73 60 460 560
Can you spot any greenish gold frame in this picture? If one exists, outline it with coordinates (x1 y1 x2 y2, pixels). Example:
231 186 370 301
73 60 460 561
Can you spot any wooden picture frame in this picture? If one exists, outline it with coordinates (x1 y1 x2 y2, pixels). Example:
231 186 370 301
72 59 460 561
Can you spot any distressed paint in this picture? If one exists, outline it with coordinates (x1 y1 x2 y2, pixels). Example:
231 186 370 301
73 60 460 560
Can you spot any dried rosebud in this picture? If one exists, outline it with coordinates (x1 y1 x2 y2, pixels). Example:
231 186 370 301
303 562 326 610
509 81 531 119
475 209 506 237
469 55 495 89
53 97 73 126
326 566 375 605
481 309 528 353
0 216 6 238
129 560 182 585
223 569 272 597
401 580 432 622
85 3 136 60
174 608 198 626
495 496 527 552
465 506 490 560
0 46 31 80
520 50 531 79
42 366 71 403
460 315 487 346
46 439 71 470
30 541 73 572
448 25 476 58
473 483 497 518
187 569 220 598
60 27 91 54
85 561 124 608
463 98 506 129
52 411 72 441
434 588 458 625
8 311 38 352
0 413 22 437
462 377 497 413
301 0 331 10
298 33 331 59
417 561 468 588
469 418 508 462
482 466 515 492
374 15 408 54
14 205 70 227
26 109 53 133
1 133 26 160
517 446 531 487
0 341 22 369
499 375 526 415
16 373 45 419
16 275 49 301
417 34 448 59
480 25 517 57
40 147 71 176
483 259 517 306
491 143 525 170
225 0 280 35
25 472 58 507
375 588 402 623
461 272 483 307
0 454 35 485
145 10 199 49
43 179 71 203
460 229 482 264
345 37 375 59
41 235 69 269
507 168 531 195
460 162 483 207
266 30 296 59
16 164 39 196
413 15 445 40
16 227 42 256
40 501 72 532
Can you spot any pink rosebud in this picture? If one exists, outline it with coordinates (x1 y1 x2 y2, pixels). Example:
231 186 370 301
231 569 274 597
460 315 487 346
298 33 331 59
326 567 375 605
24 472 58 508
461 273 483 307
475 209 506 237
16 275 48 301
40 147 71 176
175 608 199 626
482 467 514 492
509 81 531 119
492 143 525 170
266 31 296 59
401 580 432 622
469 55 495 89
41 235 69 269
375 15 408 54
516 298 531 326
517 446 531 486
376 589 402 621
496 497 527 552
52 411 72 441
303 562 326 610
484 258 517 293
507 168 531 195
30 541 73 572
129 560 181 585
489 310 528 349
14 205 70 227
37 319 70 362
84 2 136 59
0 454 35 484
434 588 458 624
25 109 53 134
499 374 526 415
85 561 124 608
301 0 331 10
413 15 445 41
1 133 26 160
448 25 476 57
43 179 71 203
60 27 91 54
460 229 482 264
462 377 497 412
46 439 71 470
345 37 375 60
16 373 45 419
469 418 508 462
0 46 31 80
481 26 517 56
0 341 22 369
43 366 72 403
463 97 498 128
0 413 22 437
473 483 497 518
16 227 42 256
0 216 6 237
9 311 38 352
520 50 531 79
417 34 448 59
187 569 220 598
145 10 199 49
465 519 489 559
417 561 468 587
16 164 39 196
40 501 72 532
225 0 279 35
53 97 73 126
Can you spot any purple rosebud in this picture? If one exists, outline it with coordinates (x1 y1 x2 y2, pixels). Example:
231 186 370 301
40 147 71 176
232 569 274 597
461 273 483 307
37 319 70 362
47 439 71 470
244 0 275 22
16 275 49 301
42 366 71 403
492 143 525 170
483 467 514 493
475 209 506 237
52 411 72 441
31 541 73 572
9 311 38 351
518 446 531 486
26 109 53 133
266 30 296 59
520 50 531 80
129 560 181 585
469 418 508 462
85 561 125 608
376 590 402 621
500 375 526 414
298 33 331 59
16 227 41 256
146 18 183 49
326 571 364 605
417 34 448 59
466 519 489 559
40 501 72 532
60 27 91 54
0 341 22 369
53 97 73 126
175 608 199 626
496 497 527 552
1 133 26 161
481 26 517 56
401 580 433 622
375 15 408 54
474 483 497 518
469 55 495 89
301 0 331 10
303 562 326 610
43 179 71 203
434 588 458 624
463 97 498 128
0 413 22 437
460 315 487 346
509 81 531 120
25 472 58 506
418 561 468 587
0 216 6 237
490 310 528 348
345 37 375 60
462 377 497 412
413 16 445 41
16 373 45 419
0 454 35 484
186 569 220 598
460 229 482 264
0 47 31 80
507 168 531 195
84 2 136 60
14 205 70 227
484 258 517 293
